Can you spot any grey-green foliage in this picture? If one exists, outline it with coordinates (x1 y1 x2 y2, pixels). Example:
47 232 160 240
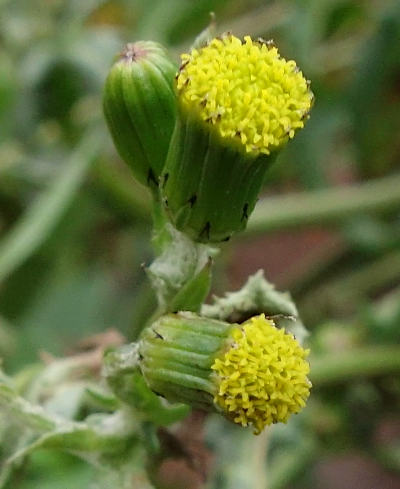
0 0 400 487
202 270 309 344
147 221 217 313
0 130 102 283
0 364 143 489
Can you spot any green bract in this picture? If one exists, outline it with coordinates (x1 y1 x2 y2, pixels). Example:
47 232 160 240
162 106 275 242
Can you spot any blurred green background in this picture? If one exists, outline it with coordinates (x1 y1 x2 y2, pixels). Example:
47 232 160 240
0 0 399 488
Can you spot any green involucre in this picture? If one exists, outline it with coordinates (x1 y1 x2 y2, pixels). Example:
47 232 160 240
162 106 275 243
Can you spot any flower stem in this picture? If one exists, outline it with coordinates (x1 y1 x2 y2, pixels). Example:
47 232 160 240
253 430 269 489
269 437 317 489
247 173 400 235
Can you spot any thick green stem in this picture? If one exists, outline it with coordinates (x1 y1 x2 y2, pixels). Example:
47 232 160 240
310 345 400 386
247 173 400 235
206 420 269 489
253 430 269 489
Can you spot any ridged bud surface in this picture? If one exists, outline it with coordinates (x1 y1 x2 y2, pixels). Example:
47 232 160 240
103 41 177 187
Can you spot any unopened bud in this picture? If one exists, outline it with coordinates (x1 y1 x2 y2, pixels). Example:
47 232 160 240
103 41 177 187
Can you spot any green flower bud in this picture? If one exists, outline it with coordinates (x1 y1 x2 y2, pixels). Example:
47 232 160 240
103 41 177 187
139 313 311 434
162 35 313 242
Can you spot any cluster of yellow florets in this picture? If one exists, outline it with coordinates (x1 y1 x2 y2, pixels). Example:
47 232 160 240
211 314 311 434
176 35 313 156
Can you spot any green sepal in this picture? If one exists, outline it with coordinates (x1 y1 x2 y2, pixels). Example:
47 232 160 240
139 313 235 410
161 106 276 243
103 41 177 188
103 344 189 426
130 371 190 426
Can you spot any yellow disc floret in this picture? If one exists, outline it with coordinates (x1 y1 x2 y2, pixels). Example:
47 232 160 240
211 314 311 434
177 35 313 156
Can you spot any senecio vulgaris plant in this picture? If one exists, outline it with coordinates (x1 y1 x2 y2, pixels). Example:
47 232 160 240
103 31 313 435
0 28 314 489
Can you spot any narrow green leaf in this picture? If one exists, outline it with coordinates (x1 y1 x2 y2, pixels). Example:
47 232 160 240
85 386 120 411
7 414 130 465
0 128 102 282
0 383 57 432
0 382 137 462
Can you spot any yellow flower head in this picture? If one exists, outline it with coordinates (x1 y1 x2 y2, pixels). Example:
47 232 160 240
176 35 313 156
139 313 311 433
211 314 311 434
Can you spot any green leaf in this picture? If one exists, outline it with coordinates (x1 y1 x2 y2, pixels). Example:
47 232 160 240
7 413 130 465
7 451 93 489
268 436 317 489
169 257 212 313
0 376 153 489
247 173 400 234
0 381 138 469
0 129 102 283
85 385 120 411
0 383 57 432
12 268 118 365
202 270 308 343
205 416 268 489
